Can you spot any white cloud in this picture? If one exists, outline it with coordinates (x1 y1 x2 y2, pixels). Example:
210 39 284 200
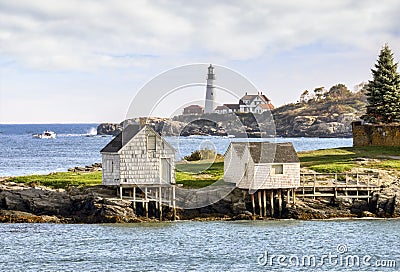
2 1 400 122
1 0 400 71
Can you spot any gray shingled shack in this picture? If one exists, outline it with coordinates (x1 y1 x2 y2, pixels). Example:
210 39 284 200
224 141 300 217
100 124 176 219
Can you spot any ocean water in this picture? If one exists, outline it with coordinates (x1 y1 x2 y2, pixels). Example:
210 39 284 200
1 126 398 272
0 220 398 271
0 124 352 177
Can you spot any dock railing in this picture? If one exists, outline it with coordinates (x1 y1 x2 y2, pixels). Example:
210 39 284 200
298 173 380 200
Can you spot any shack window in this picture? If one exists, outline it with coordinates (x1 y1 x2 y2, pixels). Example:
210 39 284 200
271 164 283 175
106 160 113 173
147 135 156 151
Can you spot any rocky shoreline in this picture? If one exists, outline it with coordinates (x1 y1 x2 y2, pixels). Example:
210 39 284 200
97 111 358 138
97 87 368 138
0 178 398 223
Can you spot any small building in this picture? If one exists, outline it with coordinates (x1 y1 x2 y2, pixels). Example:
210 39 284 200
183 105 204 115
254 103 274 114
100 124 176 219
224 142 300 190
239 92 274 113
223 141 300 217
214 104 240 114
213 92 274 114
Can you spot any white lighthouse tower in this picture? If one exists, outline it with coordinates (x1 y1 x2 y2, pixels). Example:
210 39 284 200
204 64 216 113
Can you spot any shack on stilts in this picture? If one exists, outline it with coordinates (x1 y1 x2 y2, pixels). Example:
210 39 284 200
100 123 176 220
224 142 300 217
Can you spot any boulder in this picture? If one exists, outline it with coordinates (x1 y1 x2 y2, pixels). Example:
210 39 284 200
97 123 123 136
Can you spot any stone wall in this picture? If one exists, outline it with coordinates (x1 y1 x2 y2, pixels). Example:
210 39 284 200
352 121 400 147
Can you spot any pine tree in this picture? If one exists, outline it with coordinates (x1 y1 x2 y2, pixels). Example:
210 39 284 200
364 44 400 123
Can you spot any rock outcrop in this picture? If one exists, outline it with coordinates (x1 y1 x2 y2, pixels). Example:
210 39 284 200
97 109 362 138
1 171 398 223
97 123 123 136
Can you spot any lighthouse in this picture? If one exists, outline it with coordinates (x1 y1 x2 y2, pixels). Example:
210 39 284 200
204 64 216 113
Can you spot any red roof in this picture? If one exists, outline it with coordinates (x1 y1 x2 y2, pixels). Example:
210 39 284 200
215 105 227 110
184 104 203 110
256 103 274 110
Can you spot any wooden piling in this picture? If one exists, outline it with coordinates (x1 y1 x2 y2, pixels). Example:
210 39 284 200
172 186 176 221
292 189 296 204
270 190 274 217
258 191 262 217
278 189 282 216
144 187 148 218
263 190 267 217
119 186 123 200
159 187 162 221
155 190 159 209
286 189 290 204
133 187 136 209
251 193 255 215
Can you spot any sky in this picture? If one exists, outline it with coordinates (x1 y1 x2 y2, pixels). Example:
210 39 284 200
1 0 400 123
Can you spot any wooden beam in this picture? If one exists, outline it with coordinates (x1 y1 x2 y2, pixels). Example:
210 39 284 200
292 189 296 204
155 190 159 209
270 190 274 217
278 189 282 216
133 187 136 209
119 186 123 200
172 186 176 221
145 187 148 218
159 187 162 221
251 193 255 215
263 190 267 217
286 189 290 204
258 191 262 217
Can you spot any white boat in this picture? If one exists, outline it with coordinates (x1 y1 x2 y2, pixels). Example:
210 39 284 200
33 130 56 139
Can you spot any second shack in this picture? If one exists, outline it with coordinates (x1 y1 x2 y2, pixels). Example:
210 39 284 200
224 142 300 217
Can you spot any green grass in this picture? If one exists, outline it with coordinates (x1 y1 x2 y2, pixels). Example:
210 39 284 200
299 146 400 173
5 171 102 189
175 160 224 188
3 160 225 189
5 146 399 188
378 160 400 171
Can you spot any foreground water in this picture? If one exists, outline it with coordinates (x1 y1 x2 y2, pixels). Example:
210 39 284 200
0 220 398 271
0 124 352 176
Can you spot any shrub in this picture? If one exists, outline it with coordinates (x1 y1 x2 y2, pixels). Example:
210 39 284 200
184 149 216 161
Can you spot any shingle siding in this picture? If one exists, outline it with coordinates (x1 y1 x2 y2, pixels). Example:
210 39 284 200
101 126 175 186
224 142 300 190
102 153 120 185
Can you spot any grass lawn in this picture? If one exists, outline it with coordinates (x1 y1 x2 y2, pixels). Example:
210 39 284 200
175 159 224 188
4 159 226 189
5 146 399 189
5 171 102 189
299 146 400 173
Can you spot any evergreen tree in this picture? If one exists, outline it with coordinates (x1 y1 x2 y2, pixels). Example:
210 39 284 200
364 44 400 123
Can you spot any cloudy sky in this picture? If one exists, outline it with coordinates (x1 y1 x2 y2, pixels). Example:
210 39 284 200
1 0 400 123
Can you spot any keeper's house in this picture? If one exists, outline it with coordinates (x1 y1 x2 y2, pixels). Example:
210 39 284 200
100 124 176 186
223 142 300 190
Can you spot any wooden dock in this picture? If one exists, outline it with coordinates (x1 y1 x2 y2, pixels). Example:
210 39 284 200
297 173 380 201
